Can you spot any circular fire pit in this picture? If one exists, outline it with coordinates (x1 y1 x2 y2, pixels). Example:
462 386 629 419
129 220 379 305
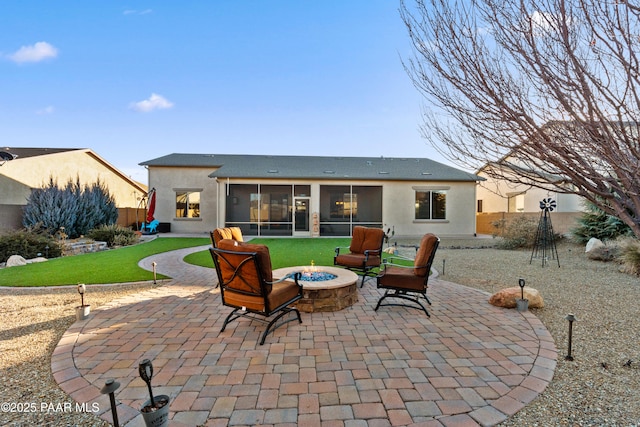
273 266 359 313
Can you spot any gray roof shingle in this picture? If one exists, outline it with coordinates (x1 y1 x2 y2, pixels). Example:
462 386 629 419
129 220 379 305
1 147 81 160
140 153 481 182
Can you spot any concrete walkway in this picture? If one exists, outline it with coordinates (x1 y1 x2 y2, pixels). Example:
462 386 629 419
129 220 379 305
52 245 556 426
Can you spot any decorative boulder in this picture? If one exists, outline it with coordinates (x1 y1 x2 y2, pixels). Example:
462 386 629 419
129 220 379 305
585 237 613 260
489 287 544 309
6 255 27 267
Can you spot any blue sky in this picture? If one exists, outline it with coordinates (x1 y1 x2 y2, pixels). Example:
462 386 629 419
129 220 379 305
0 1 448 185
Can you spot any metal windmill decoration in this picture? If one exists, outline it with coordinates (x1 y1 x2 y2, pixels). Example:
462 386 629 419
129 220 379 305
530 198 560 267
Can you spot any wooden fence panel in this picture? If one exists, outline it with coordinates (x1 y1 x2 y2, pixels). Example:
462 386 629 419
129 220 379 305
476 212 581 236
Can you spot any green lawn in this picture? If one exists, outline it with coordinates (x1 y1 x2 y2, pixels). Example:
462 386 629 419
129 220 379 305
184 238 352 269
183 238 413 270
2 236 410 288
0 237 210 287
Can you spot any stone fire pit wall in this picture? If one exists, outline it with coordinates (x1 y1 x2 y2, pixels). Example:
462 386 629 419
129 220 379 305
296 284 358 312
273 266 359 313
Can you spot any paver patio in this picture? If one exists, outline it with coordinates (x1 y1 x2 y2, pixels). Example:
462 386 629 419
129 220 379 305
53 245 557 426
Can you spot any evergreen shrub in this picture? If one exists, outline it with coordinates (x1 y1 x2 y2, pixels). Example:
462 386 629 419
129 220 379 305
23 177 118 238
87 224 138 247
0 228 62 263
571 200 632 244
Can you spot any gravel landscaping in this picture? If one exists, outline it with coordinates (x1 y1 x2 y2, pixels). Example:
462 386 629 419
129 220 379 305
1 237 639 426
433 238 640 426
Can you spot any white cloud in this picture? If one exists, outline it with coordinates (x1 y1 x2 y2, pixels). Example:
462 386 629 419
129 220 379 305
123 9 152 15
36 106 55 115
9 41 58 63
130 93 174 112
530 11 568 37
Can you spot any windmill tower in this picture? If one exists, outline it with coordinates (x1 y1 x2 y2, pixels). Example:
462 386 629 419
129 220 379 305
530 198 560 267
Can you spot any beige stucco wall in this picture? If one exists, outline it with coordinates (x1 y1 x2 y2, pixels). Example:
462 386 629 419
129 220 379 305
383 180 477 237
148 166 478 237
0 150 145 208
477 172 584 214
148 166 219 234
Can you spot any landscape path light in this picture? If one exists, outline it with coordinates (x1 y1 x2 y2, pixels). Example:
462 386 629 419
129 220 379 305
100 378 120 427
565 313 578 361
77 283 86 307
75 283 91 320
516 278 529 312
139 359 155 407
152 262 157 284
138 358 170 426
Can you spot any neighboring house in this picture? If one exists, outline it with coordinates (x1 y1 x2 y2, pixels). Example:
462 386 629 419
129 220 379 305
476 157 585 235
139 153 483 238
0 148 147 230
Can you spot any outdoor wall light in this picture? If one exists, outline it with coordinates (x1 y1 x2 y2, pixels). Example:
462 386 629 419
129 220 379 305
100 379 120 427
565 313 578 361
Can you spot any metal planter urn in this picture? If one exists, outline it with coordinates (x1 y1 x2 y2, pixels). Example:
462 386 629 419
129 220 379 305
75 304 91 320
139 359 170 427
516 278 529 312
140 394 169 427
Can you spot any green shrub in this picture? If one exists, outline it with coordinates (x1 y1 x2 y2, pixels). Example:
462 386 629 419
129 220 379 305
87 224 139 247
618 237 640 275
112 232 139 247
0 228 62 263
497 215 538 249
23 177 118 238
571 200 632 244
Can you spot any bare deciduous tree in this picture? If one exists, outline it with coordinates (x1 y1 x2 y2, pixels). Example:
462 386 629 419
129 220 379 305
401 0 640 237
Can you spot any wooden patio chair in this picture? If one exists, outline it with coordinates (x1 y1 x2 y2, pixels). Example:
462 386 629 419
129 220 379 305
375 233 440 317
334 226 386 287
209 239 303 345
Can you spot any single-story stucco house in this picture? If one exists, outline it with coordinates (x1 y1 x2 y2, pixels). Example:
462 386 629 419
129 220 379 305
140 153 482 238
0 147 147 231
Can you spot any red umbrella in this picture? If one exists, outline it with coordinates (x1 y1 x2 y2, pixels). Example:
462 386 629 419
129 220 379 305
146 189 156 223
